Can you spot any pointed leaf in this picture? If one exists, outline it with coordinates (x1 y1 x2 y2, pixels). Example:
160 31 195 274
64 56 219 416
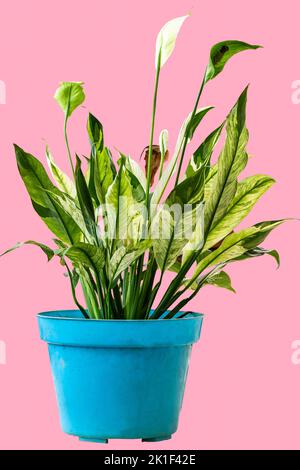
155 15 189 69
87 113 104 152
205 41 261 83
94 147 116 204
109 241 151 281
204 87 249 235
204 174 275 250
46 146 76 198
193 219 285 280
15 145 81 244
75 156 96 238
234 247 280 268
1 240 54 261
204 270 236 292
186 123 224 178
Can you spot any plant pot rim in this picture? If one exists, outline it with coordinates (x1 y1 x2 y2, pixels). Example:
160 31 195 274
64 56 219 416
37 309 204 322
37 310 204 348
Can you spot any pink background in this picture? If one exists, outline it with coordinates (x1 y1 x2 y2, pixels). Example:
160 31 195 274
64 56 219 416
0 0 300 450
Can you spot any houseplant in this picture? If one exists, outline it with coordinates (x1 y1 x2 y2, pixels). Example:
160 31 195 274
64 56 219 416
1 15 286 442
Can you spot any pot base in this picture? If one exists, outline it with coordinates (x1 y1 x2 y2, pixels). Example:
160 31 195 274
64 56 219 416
79 435 172 444
79 437 109 444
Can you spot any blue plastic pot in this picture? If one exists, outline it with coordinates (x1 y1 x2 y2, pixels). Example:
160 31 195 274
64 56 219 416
37 310 203 443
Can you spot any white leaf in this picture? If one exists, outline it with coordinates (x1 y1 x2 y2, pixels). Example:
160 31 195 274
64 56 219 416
155 15 189 69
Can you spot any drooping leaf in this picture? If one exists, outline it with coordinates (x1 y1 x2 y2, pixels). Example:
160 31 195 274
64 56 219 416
15 145 81 244
54 82 85 118
204 270 236 292
241 220 286 249
0 240 55 261
155 15 189 69
204 41 261 83
192 219 285 280
234 246 280 268
204 87 249 236
46 146 76 198
204 174 275 250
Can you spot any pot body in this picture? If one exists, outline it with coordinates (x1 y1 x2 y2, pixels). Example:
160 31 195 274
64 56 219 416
38 310 203 443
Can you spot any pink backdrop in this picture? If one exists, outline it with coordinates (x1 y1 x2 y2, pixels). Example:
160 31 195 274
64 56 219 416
0 0 299 450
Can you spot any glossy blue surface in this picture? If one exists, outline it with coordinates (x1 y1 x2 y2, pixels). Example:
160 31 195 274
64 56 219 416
38 310 203 443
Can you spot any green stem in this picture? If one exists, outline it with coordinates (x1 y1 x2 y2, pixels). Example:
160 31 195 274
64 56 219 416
145 54 161 209
174 74 206 186
64 117 75 178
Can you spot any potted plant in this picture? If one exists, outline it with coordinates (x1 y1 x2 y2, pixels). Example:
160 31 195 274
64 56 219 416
1 15 286 443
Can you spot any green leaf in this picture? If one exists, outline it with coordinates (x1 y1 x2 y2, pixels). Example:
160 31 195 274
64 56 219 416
106 164 145 247
87 113 106 205
15 145 81 244
182 204 205 264
94 147 116 204
204 87 249 236
87 113 104 153
204 41 261 83
109 241 151 281
192 219 285 280
1 240 54 261
166 166 206 206
64 260 90 319
75 156 97 238
64 242 105 272
241 220 286 249
46 146 76 198
185 123 224 178
152 204 202 271
155 15 189 69
151 107 213 210
204 174 275 250
123 155 147 192
43 189 93 242
187 106 214 141
54 82 85 118
204 270 236 292
234 247 280 268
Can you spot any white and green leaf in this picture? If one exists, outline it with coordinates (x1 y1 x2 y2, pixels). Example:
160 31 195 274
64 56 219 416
204 174 275 250
155 15 189 69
